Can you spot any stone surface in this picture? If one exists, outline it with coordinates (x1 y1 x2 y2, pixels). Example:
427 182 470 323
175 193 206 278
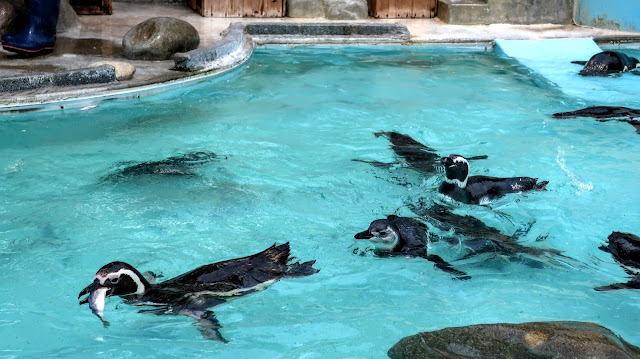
0 66 115 92
122 17 200 60
89 61 136 80
324 0 368 20
287 0 325 18
388 321 640 359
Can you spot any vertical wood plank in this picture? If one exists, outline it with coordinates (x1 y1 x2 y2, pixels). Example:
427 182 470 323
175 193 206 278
411 0 428 17
227 0 242 17
396 0 411 17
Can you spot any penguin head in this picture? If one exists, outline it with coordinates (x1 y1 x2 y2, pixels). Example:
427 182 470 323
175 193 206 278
79 261 151 305
354 219 400 250
441 154 469 188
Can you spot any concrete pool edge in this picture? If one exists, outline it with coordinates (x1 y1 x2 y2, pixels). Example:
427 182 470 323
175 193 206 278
1 21 639 110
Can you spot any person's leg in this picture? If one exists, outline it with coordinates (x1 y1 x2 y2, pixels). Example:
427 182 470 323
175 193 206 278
2 0 60 56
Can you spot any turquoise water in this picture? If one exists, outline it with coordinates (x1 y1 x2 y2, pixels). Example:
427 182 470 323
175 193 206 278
1 44 639 358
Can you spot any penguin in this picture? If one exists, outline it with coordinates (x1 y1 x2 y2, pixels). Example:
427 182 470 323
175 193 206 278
354 215 470 279
102 151 222 181
595 231 640 291
354 131 487 175
78 242 318 341
411 202 565 267
439 154 548 205
552 106 640 133
572 51 640 76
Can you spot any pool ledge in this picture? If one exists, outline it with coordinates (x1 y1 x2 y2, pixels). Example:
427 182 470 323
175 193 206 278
173 22 411 72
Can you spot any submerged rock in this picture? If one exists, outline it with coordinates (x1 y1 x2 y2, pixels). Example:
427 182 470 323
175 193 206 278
388 321 640 359
122 17 200 60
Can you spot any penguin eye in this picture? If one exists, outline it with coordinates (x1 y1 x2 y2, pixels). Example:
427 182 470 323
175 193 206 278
110 277 120 284
380 231 387 236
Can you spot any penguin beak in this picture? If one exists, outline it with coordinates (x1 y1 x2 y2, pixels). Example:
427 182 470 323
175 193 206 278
354 230 374 240
78 280 101 304
440 157 452 166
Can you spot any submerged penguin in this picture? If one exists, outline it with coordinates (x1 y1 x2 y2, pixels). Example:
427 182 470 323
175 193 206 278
354 215 470 279
552 106 640 133
78 242 318 341
354 131 487 175
572 51 640 76
102 151 222 181
595 231 640 291
413 203 564 267
439 154 548 205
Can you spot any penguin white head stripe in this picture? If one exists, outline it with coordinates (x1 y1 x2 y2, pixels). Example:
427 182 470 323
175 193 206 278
95 268 147 295
355 219 400 251
441 154 469 188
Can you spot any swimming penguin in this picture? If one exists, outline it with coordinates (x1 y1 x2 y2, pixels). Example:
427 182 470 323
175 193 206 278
354 215 470 279
552 106 640 132
78 242 318 341
411 202 565 266
595 231 640 291
102 151 222 181
572 51 640 76
439 154 548 205
355 131 487 175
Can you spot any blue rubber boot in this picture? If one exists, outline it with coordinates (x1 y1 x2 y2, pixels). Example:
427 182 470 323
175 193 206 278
1 0 60 56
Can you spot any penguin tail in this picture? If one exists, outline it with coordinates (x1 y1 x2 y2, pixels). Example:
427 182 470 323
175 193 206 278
285 260 319 278
264 242 292 266
534 180 548 191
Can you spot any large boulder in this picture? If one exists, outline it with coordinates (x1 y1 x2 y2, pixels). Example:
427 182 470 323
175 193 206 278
388 321 640 359
122 17 200 61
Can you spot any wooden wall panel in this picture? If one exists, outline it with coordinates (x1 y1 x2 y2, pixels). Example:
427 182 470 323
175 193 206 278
189 0 285 17
369 0 436 18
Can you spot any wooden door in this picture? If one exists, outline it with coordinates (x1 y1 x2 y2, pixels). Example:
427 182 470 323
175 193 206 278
188 0 285 17
369 0 436 18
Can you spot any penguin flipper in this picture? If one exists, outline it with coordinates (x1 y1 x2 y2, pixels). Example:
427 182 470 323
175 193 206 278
184 309 228 343
422 254 471 280
285 260 319 278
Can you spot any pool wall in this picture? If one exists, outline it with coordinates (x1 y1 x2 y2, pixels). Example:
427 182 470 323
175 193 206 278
575 0 640 32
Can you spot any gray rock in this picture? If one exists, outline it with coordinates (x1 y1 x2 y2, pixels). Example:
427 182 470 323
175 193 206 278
287 0 325 18
323 0 368 20
388 321 640 359
122 17 200 60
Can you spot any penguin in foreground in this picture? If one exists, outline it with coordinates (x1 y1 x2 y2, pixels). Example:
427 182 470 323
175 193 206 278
439 154 548 205
595 231 640 291
354 215 470 280
78 242 318 341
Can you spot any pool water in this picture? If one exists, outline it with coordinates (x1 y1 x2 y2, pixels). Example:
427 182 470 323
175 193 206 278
1 44 639 358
